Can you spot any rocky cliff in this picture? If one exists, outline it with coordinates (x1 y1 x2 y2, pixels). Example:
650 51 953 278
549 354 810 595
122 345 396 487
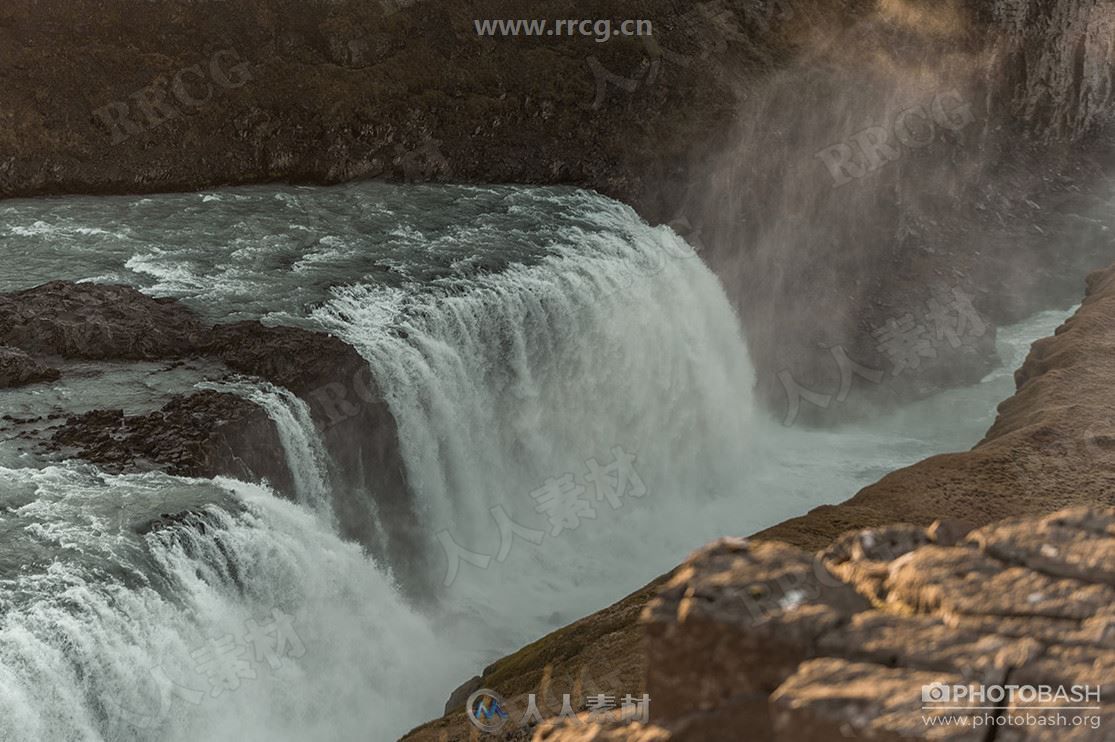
2 0 1114 417
404 260 1115 740
541 506 1114 740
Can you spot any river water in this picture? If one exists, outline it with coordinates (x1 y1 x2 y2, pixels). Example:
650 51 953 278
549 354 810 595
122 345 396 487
0 182 1067 740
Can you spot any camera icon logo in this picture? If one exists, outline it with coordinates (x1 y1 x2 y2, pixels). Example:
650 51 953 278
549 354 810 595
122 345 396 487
922 683 951 703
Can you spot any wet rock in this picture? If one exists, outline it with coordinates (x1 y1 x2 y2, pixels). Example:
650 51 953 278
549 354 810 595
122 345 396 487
0 345 60 388
0 281 203 359
0 280 426 590
204 321 371 399
48 391 295 493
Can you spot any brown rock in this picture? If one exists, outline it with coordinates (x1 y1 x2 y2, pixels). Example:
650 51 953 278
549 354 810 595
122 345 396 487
534 721 671 741
769 658 981 741
641 538 869 732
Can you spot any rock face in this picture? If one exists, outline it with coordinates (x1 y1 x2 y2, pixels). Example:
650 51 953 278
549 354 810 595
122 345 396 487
2 0 1113 417
987 0 1115 141
0 345 60 388
537 507 1114 740
759 261 1115 551
203 320 423 586
48 391 295 494
0 1 1107 205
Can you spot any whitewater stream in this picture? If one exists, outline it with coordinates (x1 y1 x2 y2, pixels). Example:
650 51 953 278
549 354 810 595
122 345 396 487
0 182 1067 741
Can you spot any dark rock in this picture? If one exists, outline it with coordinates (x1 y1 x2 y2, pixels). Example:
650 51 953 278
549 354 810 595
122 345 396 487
205 320 426 590
0 280 429 591
0 282 203 360
204 322 368 398
3 0 1114 424
49 391 295 493
0 345 60 388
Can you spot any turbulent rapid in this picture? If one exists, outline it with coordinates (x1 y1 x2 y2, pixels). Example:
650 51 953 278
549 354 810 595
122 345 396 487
0 183 1067 740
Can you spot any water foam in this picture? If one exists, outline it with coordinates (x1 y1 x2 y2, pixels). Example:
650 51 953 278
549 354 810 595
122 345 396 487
0 466 468 742
312 193 770 647
197 379 334 521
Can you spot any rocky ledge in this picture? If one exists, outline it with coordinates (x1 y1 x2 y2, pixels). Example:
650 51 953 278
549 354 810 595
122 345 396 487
404 261 1115 739
537 506 1113 741
48 391 295 492
0 280 204 360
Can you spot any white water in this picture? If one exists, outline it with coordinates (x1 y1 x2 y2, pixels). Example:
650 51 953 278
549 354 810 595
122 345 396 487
309 193 1066 659
0 467 469 742
197 379 335 521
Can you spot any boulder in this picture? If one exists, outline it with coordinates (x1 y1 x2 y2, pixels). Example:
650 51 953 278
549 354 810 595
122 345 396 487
0 281 202 359
0 345 60 388
48 391 295 493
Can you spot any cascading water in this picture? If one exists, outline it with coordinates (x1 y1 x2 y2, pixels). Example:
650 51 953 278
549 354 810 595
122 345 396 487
0 467 468 742
0 182 1071 740
309 193 775 649
197 379 335 521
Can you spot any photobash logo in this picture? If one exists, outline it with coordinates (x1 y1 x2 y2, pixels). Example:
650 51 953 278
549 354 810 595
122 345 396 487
466 688 510 733
922 683 951 703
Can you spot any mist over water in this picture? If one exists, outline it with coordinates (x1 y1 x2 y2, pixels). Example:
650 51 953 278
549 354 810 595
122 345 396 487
0 183 1068 739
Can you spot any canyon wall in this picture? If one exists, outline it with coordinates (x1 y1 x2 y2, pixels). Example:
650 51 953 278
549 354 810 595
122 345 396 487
3 0 1114 417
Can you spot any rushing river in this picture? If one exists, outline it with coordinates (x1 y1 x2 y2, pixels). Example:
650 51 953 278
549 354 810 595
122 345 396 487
0 182 1067 740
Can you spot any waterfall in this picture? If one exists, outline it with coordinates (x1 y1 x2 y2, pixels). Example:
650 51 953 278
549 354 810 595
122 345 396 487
0 466 472 742
0 183 1078 741
310 191 773 647
198 379 334 521
316 196 759 534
